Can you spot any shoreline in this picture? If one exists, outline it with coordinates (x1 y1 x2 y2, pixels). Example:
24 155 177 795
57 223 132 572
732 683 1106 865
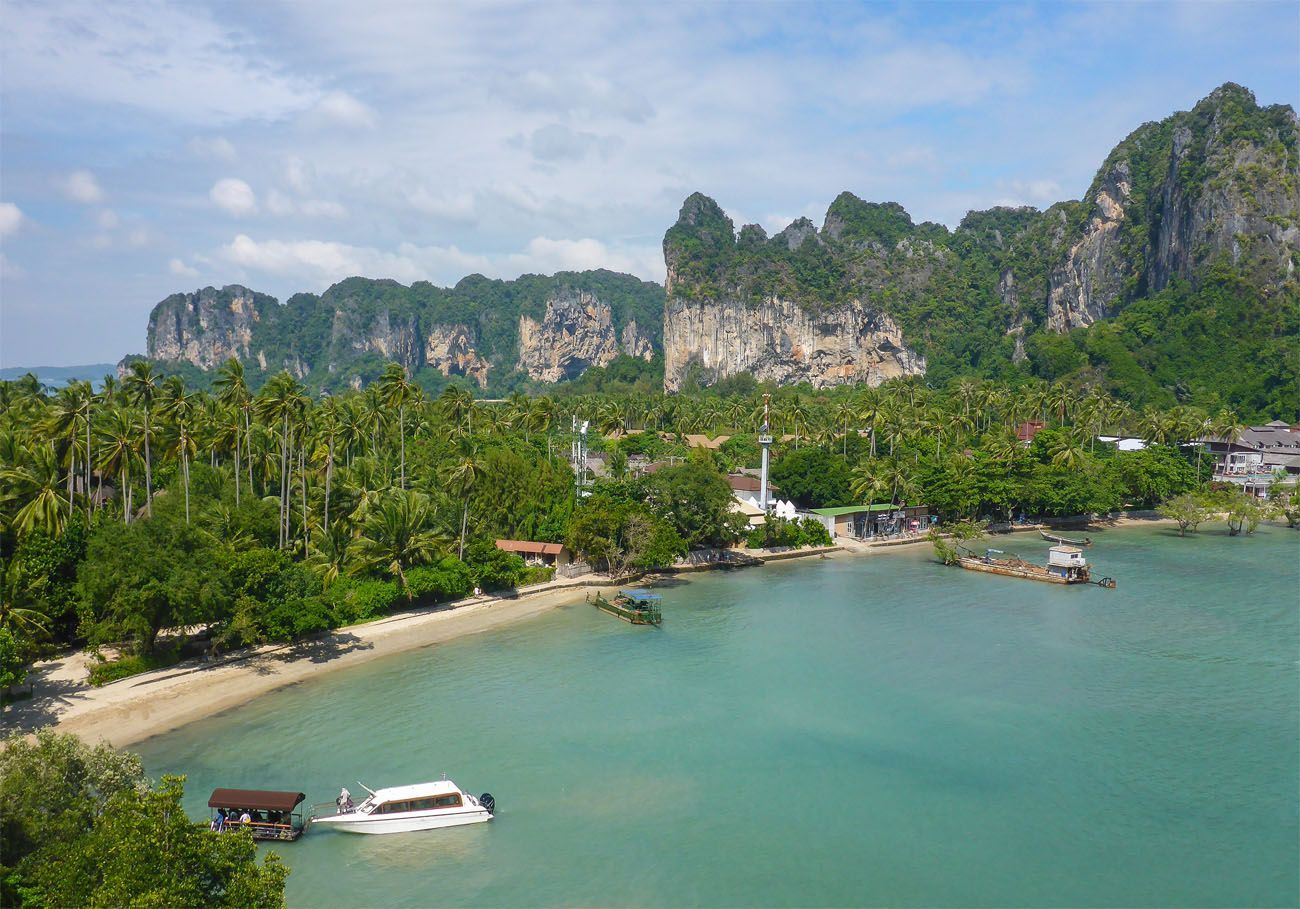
6 516 1183 750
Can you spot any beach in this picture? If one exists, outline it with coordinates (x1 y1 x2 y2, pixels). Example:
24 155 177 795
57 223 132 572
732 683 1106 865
6 584 593 749
6 515 1179 749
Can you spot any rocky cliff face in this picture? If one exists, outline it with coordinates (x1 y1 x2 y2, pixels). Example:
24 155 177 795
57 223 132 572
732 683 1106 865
663 295 923 391
137 270 664 389
425 325 491 388
516 290 655 382
147 285 272 369
1046 83 1299 330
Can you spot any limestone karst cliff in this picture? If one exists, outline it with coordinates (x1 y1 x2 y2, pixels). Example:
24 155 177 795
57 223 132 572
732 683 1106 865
141 270 663 390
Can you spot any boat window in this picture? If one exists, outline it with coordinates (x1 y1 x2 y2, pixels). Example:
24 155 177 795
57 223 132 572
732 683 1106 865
410 798 437 810
381 801 411 814
432 794 462 809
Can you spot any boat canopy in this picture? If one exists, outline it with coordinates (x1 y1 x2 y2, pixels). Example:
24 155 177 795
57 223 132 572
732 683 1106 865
621 588 660 600
207 789 306 812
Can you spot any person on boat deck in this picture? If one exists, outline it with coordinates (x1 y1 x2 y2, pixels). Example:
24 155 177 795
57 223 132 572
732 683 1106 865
212 809 226 831
338 787 353 812
239 811 252 825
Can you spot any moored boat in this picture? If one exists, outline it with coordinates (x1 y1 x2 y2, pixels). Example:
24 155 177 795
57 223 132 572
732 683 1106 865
590 588 662 625
958 545 1114 587
1039 529 1092 546
310 779 494 835
208 788 307 841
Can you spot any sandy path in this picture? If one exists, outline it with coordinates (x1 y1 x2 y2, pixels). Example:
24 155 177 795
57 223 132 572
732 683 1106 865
5 585 592 749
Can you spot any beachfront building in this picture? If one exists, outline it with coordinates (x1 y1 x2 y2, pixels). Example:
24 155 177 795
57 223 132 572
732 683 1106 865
809 504 931 540
1198 420 1300 498
494 539 572 568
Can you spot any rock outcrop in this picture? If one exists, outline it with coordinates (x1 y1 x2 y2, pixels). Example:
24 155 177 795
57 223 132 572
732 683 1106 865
137 270 663 389
1046 83 1299 331
425 325 491 388
146 285 271 369
516 290 653 382
663 295 923 391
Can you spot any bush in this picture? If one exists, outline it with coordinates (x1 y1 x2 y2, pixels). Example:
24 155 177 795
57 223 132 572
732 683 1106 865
87 648 183 687
520 565 556 586
745 516 832 549
464 541 527 592
405 558 474 603
326 577 401 625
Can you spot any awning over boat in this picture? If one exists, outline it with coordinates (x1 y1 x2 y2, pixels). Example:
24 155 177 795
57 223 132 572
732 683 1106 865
207 789 306 812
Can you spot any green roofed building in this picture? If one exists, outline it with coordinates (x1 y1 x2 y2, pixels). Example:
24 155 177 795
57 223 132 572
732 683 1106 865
810 504 931 541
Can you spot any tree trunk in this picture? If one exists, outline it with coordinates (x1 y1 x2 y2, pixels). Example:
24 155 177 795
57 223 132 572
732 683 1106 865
399 404 406 490
234 439 241 506
459 498 469 560
183 451 191 523
300 444 308 552
143 412 153 513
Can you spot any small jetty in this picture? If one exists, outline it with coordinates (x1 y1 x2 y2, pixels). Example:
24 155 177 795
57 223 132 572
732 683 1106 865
208 788 307 841
1039 529 1092 546
958 545 1115 588
590 589 662 625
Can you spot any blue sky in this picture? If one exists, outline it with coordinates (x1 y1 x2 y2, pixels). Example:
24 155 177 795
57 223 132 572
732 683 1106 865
1 0 1297 365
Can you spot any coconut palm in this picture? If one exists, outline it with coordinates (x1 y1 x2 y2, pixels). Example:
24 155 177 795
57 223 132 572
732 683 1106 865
349 489 448 591
0 442 67 538
122 360 160 514
213 358 252 504
377 363 417 488
96 407 138 522
441 435 482 560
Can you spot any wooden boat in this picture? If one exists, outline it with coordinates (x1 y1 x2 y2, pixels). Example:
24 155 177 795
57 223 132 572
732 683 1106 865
1039 529 1092 546
208 788 307 841
958 545 1114 587
591 588 662 625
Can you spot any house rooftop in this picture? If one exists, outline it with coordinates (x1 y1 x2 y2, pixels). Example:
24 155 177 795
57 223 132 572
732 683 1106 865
811 504 900 516
495 539 565 556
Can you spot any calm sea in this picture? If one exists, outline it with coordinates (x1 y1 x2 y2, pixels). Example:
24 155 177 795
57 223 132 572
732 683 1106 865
137 525 1300 908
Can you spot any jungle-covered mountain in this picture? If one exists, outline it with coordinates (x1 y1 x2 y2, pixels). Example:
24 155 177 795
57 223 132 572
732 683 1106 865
663 83 1298 417
136 270 664 395
125 83 1297 417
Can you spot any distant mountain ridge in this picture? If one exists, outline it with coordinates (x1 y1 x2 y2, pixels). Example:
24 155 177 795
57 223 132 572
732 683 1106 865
125 83 1298 415
0 364 117 389
137 270 663 393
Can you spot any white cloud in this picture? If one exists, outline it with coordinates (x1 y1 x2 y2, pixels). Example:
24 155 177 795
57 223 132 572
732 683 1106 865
59 170 104 204
310 91 377 129
169 257 199 277
96 209 120 230
210 178 258 216
285 156 312 193
0 203 23 237
188 136 237 162
4 0 319 125
409 187 477 222
218 232 663 290
265 188 346 219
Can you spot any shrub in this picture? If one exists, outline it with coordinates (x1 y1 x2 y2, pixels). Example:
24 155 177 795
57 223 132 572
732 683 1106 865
405 558 474 603
326 577 401 625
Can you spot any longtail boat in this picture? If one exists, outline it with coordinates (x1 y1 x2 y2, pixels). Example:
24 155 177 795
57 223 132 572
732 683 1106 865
1039 529 1092 546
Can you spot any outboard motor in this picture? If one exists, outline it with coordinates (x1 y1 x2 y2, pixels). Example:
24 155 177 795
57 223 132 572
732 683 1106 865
479 793 496 814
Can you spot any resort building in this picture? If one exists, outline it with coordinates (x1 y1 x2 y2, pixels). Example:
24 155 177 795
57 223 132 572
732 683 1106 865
809 504 931 540
1198 421 1300 498
494 540 572 568
1016 420 1046 445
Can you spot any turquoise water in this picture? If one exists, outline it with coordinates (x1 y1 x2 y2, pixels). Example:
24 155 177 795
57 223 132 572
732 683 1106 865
138 526 1300 907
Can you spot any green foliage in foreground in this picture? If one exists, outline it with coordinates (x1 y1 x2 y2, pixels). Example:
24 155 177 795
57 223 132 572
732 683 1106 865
746 516 833 550
1 731 286 908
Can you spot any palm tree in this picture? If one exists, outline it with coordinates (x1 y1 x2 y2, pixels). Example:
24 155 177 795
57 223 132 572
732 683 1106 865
1048 432 1088 469
441 435 482 560
0 442 67 538
307 520 353 588
377 363 417 489
123 360 160 514
439 385 474 436
97 408 137 522
257 372 308 548
349 489 448 591
0 558 51 641
213 358 251 504
160 380 197 523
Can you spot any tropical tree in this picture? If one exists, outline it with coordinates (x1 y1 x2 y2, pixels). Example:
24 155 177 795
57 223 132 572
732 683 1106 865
349 489 448 591
122 361 160 514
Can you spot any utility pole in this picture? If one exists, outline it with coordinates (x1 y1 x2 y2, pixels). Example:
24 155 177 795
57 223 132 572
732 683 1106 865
759 393 773 512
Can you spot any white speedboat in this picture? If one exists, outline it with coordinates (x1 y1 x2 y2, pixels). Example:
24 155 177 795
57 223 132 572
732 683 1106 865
310 779 494 835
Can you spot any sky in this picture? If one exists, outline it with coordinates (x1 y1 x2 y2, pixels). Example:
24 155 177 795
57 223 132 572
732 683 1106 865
1 0 1297 366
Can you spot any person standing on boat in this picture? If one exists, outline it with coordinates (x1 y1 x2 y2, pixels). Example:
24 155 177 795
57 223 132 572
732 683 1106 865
337 787 353 812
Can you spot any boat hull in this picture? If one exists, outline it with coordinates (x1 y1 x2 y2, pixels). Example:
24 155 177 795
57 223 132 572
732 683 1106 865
312 806 492 835
957 557 1089 584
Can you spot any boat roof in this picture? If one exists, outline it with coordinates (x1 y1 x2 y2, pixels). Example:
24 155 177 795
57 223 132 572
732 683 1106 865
208 788 306 812
1049 545 1082 554
621 588 660 600
367 779 462 802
